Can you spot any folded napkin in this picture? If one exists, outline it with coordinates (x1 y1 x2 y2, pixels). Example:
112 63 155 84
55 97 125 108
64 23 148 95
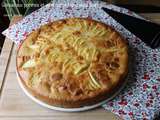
2 0 160 119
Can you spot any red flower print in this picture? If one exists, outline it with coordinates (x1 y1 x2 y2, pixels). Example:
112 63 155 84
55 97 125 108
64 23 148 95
134 103 139 107
152 85 157 91
149 100 153 103
118 110 126 115
146 102 150 107
118 100 128 106
142 74 150 80
128 112 133 116
143 83 149 90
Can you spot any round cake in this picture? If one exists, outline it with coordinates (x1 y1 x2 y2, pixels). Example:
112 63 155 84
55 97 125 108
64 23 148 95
16 18 128 108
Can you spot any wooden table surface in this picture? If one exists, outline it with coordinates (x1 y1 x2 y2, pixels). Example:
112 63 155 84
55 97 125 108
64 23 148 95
0 14 160 120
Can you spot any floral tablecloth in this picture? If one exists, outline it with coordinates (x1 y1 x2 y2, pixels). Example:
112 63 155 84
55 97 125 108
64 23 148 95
2 0 160 119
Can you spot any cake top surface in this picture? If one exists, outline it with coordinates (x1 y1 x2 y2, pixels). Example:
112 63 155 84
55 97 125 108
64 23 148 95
17 18 128 101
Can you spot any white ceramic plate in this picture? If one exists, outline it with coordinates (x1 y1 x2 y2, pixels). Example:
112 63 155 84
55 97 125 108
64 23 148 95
16 71 127 112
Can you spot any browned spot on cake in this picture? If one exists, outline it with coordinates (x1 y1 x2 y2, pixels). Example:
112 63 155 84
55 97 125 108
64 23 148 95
51 73 63 81
73 31 81 36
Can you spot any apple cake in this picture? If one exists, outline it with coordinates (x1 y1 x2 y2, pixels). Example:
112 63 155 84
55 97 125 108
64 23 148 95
16 18 128 108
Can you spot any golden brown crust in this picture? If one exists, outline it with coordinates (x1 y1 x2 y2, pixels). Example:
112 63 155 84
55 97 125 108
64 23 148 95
17 70 127 108
16 18 128 108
